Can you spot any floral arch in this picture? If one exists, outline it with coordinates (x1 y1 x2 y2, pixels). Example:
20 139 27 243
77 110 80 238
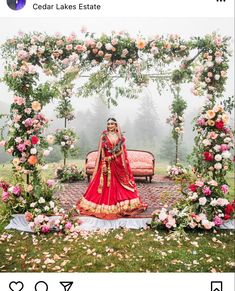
0 30 234 231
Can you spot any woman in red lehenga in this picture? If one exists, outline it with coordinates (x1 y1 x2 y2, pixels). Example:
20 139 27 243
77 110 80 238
77 118 148 220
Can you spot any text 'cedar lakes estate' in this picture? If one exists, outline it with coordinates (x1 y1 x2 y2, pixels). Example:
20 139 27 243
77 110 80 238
33 3 101 10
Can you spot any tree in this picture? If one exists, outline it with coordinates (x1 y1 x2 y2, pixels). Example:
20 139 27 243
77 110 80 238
133 94 161 154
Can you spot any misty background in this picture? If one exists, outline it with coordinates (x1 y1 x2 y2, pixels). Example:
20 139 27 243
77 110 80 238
0 18 234 165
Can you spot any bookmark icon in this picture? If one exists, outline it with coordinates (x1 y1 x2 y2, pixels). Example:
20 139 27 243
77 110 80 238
60 282 73 291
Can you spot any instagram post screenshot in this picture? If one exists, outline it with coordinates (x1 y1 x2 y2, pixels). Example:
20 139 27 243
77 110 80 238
0 0 234 290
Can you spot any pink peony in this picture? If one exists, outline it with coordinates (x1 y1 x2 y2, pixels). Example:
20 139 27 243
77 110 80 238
2 191 9 202
65 221 73 230
16 143 26 152
221 184 229 194
13 96 25 106
202 186 212 196
195 180 204 187
24 118 33 127
12 185 21 196
220 144 229 152
41 225 50 234
213 216 223 226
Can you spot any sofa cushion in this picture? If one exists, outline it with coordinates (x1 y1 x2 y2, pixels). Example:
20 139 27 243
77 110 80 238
85 150 155 176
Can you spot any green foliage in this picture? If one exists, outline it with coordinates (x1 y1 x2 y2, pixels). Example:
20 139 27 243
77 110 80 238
56 164 85 183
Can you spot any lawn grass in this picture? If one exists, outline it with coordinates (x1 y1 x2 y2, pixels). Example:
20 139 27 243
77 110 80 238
0 228 234 272
0 160 234 272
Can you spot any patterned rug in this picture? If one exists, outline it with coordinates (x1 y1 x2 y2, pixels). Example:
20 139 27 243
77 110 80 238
55 175 183 218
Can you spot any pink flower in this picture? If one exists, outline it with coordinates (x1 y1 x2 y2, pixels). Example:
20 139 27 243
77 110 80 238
25 211 33 222
47 179 55 188
220 144 228 152
66 44 73 51
41 225 50 234
202 186 212 196
195 180 204 187
65 221 72 230
197 118 206 126
24 118 33 127
202 220 214 230
13 96 25 106
213 216 223 226
2 191 9 202
208 132 218 140
221 184 229 194
12 185 21 196
17 143 26 152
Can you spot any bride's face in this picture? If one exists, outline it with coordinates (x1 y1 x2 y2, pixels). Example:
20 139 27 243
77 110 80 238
107 120 117 132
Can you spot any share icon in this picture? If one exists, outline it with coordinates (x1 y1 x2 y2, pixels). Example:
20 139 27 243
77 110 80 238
60 282 73 291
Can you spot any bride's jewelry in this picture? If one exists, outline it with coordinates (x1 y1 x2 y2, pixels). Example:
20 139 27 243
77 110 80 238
108 130 117 136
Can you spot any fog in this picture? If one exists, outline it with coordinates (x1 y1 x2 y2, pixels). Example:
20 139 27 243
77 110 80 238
0 17 234 162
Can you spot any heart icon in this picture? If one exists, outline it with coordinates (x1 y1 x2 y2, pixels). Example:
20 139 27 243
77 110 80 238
9 281 24 291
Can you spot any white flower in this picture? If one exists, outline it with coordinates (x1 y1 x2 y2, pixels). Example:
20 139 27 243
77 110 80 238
220 133 226 138
15 137 22 143
49 201 55 208
30 202 37 208
206 61 214 67
199 213 207 220
96 42 102 49
35 208 41 213
214 154 222 161
30 148 37 155
217 198 229 207
202 139 211 146
215 56 223 64
159 210 168 221
214 74 220 80
224 137 231 143
44 206 50 211
14 123 20 129
61 142 66 146
29 45 37 55
38 197 45 204
213 145 221 152
105 43 113 50
191 193 198 200
221 151 231 159
8 186 14 193
210 199 217 206
199 197 207 206
169 208 179 216
214 163 222 170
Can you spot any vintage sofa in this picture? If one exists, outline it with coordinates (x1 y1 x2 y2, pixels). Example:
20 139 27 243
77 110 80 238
85 149 155 183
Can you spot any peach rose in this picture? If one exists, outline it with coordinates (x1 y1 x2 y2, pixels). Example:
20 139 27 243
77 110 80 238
136 39 146 49
206 110 216 119
222 114 229 124
207 120 215 126
32 101 41 111
28 155 38 165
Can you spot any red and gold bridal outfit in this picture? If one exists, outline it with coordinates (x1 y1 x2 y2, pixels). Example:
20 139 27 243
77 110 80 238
77 130 147 219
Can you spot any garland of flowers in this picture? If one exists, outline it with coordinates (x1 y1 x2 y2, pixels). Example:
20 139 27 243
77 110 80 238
0 30 233 232
166 91 187 164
